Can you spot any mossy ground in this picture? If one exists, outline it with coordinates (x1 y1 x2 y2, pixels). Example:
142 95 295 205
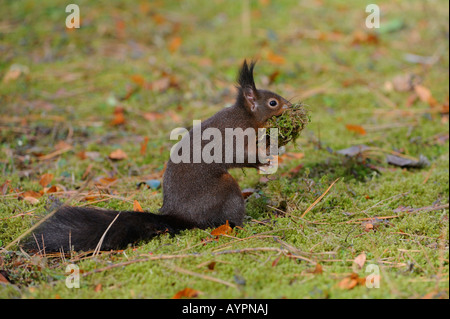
0 0 448 299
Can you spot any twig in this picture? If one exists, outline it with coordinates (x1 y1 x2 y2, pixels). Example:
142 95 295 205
301 178 340 218
38 146 72 161
163 263 238 289
92 212 122 257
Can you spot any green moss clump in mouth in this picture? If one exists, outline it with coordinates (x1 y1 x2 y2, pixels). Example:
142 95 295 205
266 103 309 146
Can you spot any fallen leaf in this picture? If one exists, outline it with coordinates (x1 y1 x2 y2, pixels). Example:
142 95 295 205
1 180 11 195
365 223 374 231
108 149 128 160
338 273 366 290
133 200 144 212
24 196 39 205
111 107 126 126
45 185 62 194
311 263 323 275
94 283 102 292
414 84 438 107
143 112 164 121
389 73 421 92
351 31 379 45
336 145 369 157
140 137 149 156
21 190 42 199
267 51 285 65
2 64 29 83
172 287 199 299
54 140 72 151
168 36 182 53
95 177 118 186
130 74 146 87
386 154 430 168
241 188 257 199
345 124 366 135
150 77 171 92
39 173 54 188
0 272 10 284
207 261 216 270
353 252 366 270
211 220 232 236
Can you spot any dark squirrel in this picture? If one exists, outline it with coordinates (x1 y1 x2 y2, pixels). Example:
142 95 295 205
23 60 292 252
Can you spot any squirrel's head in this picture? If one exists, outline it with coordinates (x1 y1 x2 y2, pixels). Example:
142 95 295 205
236 60 291 124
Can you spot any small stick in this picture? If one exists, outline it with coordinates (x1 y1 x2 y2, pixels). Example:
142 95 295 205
163 263 238 289
301 178 340 218
92 212 121 257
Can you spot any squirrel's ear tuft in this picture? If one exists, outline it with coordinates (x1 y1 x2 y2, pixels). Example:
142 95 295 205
237 59 257 91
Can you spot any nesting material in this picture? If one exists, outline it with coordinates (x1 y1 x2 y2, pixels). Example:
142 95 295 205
266 103 309 146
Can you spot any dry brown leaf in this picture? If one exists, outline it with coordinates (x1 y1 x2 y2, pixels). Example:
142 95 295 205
207 261 216 270
21 190 42 199
345 124 366 135
414 84 438 107
39 173 54 188
267 51 285 65
211 220 232 236
24 196 39 205
140 137 149 156
95 177 118 186
133 200 144 212
108 149 128 160
338 273 366 290
45 185 61 194
351 31 379 45
168 36 182 53
353 252 366 270
143 112 164 121
311 263 323 275
172 287 199 299
130 74 145 87
0 273 10 284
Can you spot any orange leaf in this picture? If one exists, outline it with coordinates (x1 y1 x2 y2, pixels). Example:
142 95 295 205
414 84 438 107
39 173 54 188
133 200 144 212
21 190 42 199
345 124 366 135
311 263 323 275
130 74 146 87
140 137 149 156
172 287 199 299
168 36 182 53
267 51 285 65
46 185 61 194
95 177 118 186
111 112 125 126
211 220 232 236
338 273 365 290
108 149 128 160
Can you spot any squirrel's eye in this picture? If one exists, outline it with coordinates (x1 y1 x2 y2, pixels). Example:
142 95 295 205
269 100 278 107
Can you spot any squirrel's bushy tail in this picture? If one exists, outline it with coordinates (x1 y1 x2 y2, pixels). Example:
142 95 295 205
23 207 187 252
